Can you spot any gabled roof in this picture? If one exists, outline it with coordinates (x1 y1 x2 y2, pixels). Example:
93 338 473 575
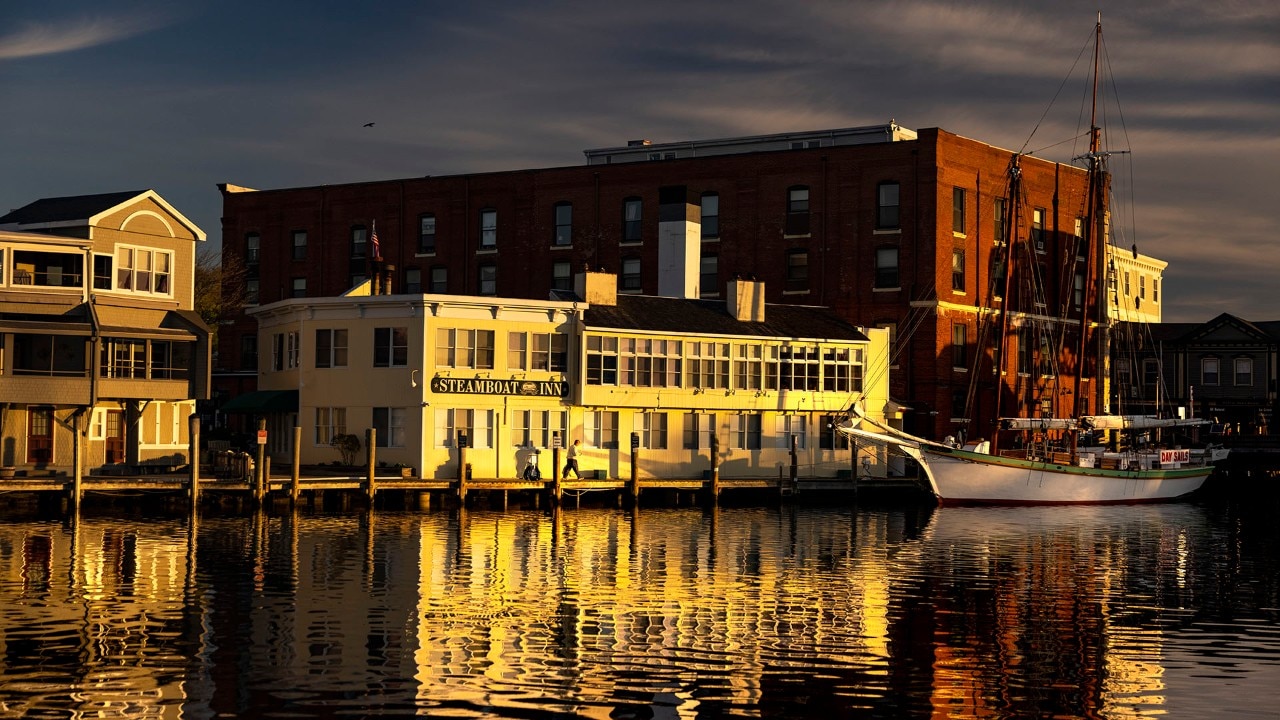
583 294 869 342
0 189 206 241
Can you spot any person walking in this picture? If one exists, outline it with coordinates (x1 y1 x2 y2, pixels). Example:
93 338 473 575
563 439 581 478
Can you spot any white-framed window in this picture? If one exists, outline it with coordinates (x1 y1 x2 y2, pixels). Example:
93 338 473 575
100 339 146 379
115 246 173 296
585 410 619 449
775 415 807 449
436 328 496 369
374 327 408 367
1235 358 1254 387
315 407 346 445
270 331 299 371
687 341 730 390
287 331 300 369
951 249 965 292
479 209 497 250
730 413 761 450
435 408 493 449
373 407 405 447
636 411 668 449
683 412 715 450
507 331 568 372
734 343 763 390
315 329 348 368
1202 357 1220 386
994 197 1007 244
1032 208 1045 251
586 335 619 385
952 322 967 369
619 337 682 388
512 409 568 449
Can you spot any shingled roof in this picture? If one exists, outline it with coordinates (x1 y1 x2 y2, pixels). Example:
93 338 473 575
583 294 869 342
0 190 147 226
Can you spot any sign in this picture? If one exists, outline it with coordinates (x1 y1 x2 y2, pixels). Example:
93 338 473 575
1160 449 1190 464
431 376 567 397
630 432 640 451
551 433 562 449
256 430 268 445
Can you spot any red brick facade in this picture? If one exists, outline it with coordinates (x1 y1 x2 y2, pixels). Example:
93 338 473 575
219 128 1097 439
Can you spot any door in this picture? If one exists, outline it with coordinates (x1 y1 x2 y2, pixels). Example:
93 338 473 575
27 408 53 465
105 410 125 465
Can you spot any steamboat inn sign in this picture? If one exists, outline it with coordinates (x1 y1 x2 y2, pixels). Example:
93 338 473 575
431 376 569 398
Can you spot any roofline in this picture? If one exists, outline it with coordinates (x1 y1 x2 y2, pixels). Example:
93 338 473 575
583 123 915 157
89 189 206 242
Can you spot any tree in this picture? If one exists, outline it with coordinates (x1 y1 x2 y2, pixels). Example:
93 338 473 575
194 244 247 351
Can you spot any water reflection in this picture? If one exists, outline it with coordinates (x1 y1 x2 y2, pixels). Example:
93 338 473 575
0 500 1276 718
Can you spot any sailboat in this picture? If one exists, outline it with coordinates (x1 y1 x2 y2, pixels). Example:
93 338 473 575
841 18 1228 505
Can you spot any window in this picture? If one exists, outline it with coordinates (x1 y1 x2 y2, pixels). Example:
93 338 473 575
93 254 113 290
637 412 668 449
435 328 496 369
374 327 409 368
418 214 436 254
785 186 810 236
1154 279 1160 303
687 341 730 390
951 249 965 292
1017 328 1032 375
100 339 146 379
731 413 762 450
622 198 642 243
1235 358 1254 387
292 231 307 261
479 209 497 250
621 257 641 292
1116 358 1132 386
875 247 899 288
1143 358 1160 388
27 408 54 464
779 345 820 391
373 407 405 447
150 340 192 380
512 410 568 448
404 267 421 293
245 233 260 265
620 337 682 388
115 246 172 295
819 414 851 450
701 192 719 239
586 335 619 385
1073 272 1085 311
683 413 716 450
240 335 257 370
430 266 448 293
1032 208 1045 251
315 329 348 368
246 278 259 305
290 277 306 298
994 198 1007 244
1124 271 1131 297
351 225 368 258
952 322 967 368
478 264 496 295
1140 275 1146 300
586 410 619 449
735 344 763 390
700 255 718 297
435 408 493 449
9 334 84 377
877 182 900 229
314 407 346 445
270 332 299 371
533 333 568 371
552 262 572 291
786 250 808 292
952 187 966 235
553 202 572 246
775 415 807 449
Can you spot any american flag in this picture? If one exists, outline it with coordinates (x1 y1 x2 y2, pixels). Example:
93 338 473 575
370 220 382 260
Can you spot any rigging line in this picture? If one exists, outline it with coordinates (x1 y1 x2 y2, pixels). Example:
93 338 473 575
1019 24 1098 156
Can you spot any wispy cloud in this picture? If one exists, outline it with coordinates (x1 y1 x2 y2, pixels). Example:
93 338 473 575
0 15 169 60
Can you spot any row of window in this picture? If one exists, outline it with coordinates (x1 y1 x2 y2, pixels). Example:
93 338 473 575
314 407 850 452
1117 357 1255 388
272 327 570 372
1 246 173 297
1 334 192 379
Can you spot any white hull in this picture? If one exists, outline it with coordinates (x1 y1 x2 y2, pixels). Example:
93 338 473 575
906 446 1212 505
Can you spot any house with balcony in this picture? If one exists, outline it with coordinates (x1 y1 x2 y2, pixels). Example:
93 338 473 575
0 190 211 476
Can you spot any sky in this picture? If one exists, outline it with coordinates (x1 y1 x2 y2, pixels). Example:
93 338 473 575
2 0 1277 323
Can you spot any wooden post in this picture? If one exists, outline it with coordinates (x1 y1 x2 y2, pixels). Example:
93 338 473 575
628 431 640 505
291 426 301 505
188 414 201 511
710 432 720 501
552 445 562 506
457 431 468 505
789 434 799 495
71 410 83 512
366 428 377 505
254 418 267 505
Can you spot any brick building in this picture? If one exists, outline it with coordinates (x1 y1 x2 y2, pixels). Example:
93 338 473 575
218 124 1098 439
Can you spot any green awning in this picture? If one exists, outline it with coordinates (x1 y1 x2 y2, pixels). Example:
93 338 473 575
219 389 298 414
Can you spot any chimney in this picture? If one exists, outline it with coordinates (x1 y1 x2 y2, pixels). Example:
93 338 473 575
574 265 617 306
726 277 766 322
627 139 652 147
657 186 700 299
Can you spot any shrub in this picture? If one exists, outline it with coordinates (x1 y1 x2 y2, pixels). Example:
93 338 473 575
330 433 361 466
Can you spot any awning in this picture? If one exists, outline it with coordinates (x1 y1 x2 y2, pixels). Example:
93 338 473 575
219 389 298 414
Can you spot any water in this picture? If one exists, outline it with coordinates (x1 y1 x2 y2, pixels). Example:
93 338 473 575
1 496 1277 719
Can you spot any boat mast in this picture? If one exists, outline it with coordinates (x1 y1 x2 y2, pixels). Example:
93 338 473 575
990 155 1022 452
1074 16 1110 426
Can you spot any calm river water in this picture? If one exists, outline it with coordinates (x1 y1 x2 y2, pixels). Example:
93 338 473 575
1 494 1278 719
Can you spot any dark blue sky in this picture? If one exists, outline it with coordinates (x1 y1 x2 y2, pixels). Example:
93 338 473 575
3 0 1277 322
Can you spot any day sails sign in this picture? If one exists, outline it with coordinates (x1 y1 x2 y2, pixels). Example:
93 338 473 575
431 376 568 398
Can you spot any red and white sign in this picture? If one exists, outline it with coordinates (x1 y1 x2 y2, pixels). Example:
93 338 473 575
257 430 268 445
1160 449 1190 464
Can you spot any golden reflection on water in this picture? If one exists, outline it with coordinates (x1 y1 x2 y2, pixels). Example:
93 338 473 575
0 502 1276 718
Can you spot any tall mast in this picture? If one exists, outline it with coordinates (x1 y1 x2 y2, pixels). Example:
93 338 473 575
1073 16 1109 420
